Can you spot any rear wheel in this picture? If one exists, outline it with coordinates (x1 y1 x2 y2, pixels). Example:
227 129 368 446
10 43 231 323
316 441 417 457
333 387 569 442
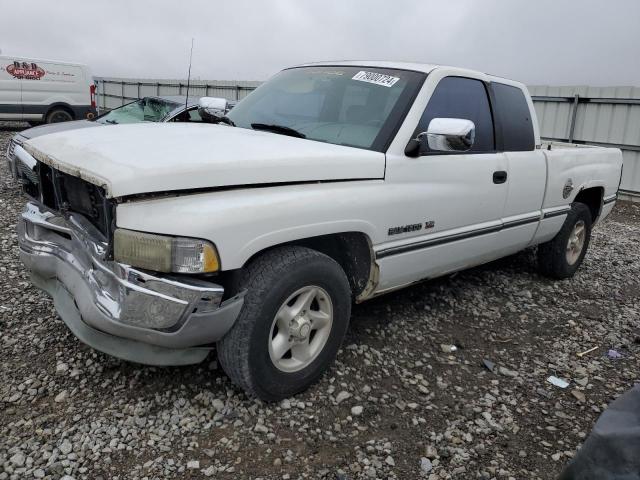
217 246 351 401
538 202 592 279
46 108 73 123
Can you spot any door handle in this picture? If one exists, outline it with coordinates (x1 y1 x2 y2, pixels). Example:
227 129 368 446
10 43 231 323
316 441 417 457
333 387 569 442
493 171 508 184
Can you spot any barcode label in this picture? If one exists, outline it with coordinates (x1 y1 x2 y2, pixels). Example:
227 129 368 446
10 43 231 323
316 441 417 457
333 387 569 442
352 71 400 88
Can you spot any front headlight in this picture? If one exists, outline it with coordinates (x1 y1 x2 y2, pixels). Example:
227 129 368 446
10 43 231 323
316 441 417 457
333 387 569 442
114 229 220 273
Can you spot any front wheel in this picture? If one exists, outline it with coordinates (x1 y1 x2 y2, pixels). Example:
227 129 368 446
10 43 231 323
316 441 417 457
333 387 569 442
538 202 592 279
217 246 351 401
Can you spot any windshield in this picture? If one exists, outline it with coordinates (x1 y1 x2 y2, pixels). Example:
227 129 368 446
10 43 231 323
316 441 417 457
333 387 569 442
95 97 181 124
226 66 425 151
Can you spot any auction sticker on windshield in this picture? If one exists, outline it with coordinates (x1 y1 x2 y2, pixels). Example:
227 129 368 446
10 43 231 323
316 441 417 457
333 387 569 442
352 71 400 87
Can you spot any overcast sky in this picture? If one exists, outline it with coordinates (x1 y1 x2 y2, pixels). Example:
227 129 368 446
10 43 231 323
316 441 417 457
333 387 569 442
2 0 639 85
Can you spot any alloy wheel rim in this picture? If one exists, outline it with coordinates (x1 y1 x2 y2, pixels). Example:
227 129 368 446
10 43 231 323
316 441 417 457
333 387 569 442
566 220 586 265
268 285 333 373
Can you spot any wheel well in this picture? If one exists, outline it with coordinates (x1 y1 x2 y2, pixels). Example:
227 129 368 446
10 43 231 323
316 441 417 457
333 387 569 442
290 232 375 299
46 104 75 121
574 187 604 222
229 233 377 301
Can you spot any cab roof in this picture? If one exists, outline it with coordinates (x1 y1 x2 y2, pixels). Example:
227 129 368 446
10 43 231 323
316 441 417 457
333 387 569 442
295 60 439 74
293 60 523 87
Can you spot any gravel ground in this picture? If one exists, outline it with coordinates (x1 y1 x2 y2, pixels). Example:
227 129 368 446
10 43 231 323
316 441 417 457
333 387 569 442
1 122 639 480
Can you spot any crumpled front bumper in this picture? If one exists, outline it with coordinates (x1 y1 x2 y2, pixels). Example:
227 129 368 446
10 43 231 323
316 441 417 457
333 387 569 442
17 202 243 366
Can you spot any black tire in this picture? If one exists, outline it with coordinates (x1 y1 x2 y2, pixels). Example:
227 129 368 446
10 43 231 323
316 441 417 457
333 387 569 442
217 246 351 401
538 202 592 279
46 108 73 123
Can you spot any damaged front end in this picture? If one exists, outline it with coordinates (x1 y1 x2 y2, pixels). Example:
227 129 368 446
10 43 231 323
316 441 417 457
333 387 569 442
5 134 25 180
14 146 244 366
14 144 115 239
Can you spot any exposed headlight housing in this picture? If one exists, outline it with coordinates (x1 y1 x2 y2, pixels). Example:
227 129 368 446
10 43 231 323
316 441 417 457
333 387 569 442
114 229 220 273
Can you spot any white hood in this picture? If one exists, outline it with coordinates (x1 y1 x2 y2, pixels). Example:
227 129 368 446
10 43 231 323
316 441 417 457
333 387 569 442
23 123 385 198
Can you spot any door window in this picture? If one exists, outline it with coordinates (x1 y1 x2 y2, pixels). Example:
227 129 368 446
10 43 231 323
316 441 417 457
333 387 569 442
416 76 495 153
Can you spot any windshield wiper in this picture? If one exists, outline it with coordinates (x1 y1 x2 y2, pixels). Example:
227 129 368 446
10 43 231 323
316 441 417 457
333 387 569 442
251 123 305 138
104 119 118 124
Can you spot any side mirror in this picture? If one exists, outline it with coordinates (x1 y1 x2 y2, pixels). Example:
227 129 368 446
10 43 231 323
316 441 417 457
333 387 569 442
197 97 229 122
405 118 476 156
425 118 475 152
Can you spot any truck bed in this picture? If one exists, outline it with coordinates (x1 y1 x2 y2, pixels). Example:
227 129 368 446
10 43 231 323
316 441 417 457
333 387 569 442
540 141 622 216
541 140 604 150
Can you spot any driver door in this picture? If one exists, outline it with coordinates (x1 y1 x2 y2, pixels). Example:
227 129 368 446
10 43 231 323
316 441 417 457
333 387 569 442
377 76 509 290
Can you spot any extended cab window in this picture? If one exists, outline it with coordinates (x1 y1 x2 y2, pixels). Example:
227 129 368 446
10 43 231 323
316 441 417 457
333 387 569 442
491 83 535 151
416 76 495 153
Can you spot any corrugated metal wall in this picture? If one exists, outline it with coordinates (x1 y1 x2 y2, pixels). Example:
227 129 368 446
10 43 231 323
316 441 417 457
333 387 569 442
95 77 261 110
95 78 640 198
529 85 640 199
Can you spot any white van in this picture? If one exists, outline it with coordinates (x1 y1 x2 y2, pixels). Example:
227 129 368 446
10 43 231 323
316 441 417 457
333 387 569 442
0 56 96 124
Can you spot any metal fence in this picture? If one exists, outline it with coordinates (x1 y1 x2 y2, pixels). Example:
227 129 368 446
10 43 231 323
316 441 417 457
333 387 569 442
95 77 261 111
95 78 640 199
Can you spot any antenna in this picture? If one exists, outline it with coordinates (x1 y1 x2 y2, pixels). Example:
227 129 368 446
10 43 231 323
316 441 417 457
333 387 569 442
185 38 194 110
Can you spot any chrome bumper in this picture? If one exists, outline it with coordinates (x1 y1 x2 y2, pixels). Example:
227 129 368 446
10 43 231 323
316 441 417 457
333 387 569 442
17 201 243 366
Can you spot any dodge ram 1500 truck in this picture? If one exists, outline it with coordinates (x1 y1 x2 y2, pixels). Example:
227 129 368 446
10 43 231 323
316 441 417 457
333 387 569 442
14 62 623 401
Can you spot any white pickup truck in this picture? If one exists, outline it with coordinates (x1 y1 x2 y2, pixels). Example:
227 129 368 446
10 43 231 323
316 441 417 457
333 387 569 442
15 61 623 401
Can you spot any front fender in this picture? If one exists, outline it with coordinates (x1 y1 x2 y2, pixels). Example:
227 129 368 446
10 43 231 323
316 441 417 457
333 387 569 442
115 181 384 270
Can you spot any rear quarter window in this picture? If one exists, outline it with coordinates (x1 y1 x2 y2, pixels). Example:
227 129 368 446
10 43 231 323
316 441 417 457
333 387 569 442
492 83 535 151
